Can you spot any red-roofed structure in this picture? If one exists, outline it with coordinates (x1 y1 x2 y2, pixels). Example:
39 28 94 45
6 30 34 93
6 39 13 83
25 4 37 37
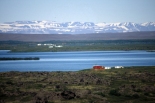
93 65 105 70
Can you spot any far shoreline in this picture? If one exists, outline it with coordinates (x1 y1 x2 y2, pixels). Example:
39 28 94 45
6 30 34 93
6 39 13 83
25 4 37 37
0 66 155 73
1 49 155 53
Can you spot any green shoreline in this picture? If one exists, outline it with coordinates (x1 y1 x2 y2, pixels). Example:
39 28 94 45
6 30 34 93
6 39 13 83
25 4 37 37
0 40 155 52
0 57 40 61
1 66 155 103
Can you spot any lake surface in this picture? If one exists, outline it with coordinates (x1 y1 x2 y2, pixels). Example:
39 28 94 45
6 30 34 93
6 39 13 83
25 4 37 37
0 50 155 72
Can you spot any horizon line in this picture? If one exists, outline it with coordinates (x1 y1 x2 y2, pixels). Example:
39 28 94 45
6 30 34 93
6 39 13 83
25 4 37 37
1 20 155 24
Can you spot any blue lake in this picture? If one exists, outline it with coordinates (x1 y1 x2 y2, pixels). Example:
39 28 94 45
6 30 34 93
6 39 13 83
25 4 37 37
0 50 155 72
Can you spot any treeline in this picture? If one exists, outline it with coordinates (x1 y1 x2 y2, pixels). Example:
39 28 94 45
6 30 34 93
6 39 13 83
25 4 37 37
0 57 40 60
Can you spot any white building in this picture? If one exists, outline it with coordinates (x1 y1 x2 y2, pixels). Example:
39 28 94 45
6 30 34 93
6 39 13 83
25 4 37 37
105 67 111 69
37 44 41 46
55 45 63 48
115 66 124 69
49 46 53 48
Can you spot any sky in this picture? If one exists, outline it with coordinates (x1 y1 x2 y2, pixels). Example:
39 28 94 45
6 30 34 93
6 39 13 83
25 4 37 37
0 0 155 23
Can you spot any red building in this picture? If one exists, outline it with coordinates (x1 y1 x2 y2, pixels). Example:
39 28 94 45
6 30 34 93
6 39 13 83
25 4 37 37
93 65 105 70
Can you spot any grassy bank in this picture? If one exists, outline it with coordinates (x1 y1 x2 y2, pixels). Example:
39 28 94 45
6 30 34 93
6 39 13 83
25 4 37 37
0 66 155 103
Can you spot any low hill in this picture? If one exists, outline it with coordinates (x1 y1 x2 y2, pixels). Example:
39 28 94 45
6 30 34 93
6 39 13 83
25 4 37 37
0 31 155 42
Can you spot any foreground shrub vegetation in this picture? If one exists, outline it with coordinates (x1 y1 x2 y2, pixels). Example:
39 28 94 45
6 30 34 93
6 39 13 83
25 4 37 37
0 66 155 103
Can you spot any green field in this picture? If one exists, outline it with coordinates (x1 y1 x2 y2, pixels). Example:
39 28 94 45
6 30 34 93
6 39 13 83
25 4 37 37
0 40 155 52
0 66 155 103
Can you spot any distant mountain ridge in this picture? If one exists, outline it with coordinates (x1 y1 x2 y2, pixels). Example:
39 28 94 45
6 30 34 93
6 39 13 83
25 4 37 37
0 21 155 34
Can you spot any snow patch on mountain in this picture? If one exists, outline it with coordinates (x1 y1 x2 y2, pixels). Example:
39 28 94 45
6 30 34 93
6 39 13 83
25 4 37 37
0 21 155 34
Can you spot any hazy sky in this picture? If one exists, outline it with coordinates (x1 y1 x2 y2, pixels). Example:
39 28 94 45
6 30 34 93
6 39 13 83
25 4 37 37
0 0 155 23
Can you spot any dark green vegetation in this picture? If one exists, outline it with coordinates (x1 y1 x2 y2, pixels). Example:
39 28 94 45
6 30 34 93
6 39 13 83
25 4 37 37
0 67 155 103
0 57 39 61
0 40 155 52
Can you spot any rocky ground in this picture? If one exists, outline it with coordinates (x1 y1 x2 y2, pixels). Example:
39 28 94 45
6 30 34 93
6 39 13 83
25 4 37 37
0 66 155 103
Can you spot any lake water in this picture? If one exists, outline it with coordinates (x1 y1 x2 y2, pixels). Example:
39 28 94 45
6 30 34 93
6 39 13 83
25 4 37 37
0 50 155 72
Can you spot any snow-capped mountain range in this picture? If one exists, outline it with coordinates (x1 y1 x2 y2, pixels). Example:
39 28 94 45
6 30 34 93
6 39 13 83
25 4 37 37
0 21 155 34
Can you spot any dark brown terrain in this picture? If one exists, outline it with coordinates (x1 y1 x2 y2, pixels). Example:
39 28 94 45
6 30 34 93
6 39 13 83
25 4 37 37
0 67 155 103
0 31 155 42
